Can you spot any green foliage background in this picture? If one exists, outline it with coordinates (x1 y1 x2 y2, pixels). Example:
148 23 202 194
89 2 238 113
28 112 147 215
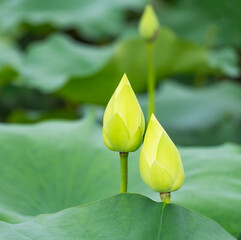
0 0 241 239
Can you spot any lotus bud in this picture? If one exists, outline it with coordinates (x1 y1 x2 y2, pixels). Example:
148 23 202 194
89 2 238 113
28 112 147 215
103 74 145 152
139 114 185 197
139 5 160 42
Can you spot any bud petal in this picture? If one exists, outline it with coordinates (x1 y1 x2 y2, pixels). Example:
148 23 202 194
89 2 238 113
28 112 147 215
150 161 174 192
139 5 160 42
103 74 145 152
124 127 143 152
139 114 185 192
105 113 130 151
103 128 115 151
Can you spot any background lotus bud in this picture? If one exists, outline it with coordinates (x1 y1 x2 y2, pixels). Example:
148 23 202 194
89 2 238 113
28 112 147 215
139 114 185 194
139 4 160 42
103 74 145 152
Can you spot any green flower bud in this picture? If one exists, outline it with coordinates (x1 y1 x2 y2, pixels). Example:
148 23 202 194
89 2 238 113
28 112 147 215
103 74 145 152
139 4 160 42
139 114 185 193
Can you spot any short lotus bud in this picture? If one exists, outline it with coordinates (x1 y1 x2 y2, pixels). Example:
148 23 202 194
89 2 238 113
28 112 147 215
139 5 160 42
103 74 145 152
139 114 185 194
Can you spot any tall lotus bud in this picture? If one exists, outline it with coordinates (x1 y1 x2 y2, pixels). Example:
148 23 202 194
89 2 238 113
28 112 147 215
103 74 145 152
139 114 184 199
139 4 160 42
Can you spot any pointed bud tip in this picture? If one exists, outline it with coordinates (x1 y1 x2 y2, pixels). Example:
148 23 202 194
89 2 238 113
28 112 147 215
122 73 129 83
145 4 155 14
118 73 130 87
150 114 165 134
150 113 157 122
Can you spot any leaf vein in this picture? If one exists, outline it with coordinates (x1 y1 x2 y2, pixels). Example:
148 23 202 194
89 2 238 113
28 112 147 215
157 203 166 240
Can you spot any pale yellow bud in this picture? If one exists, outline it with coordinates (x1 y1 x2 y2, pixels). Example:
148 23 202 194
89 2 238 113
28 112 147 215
103 74 145 152
139 114 185 193
139 4 160 42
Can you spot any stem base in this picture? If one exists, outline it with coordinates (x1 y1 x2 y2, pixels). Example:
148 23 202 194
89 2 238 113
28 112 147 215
160 192 171 204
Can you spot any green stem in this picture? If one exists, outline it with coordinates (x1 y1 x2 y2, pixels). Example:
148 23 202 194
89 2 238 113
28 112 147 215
119 152 129 193
160 192 171 203
147 42 155 120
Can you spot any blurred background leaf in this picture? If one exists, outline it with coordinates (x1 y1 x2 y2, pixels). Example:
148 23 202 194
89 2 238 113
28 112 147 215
0 0 148 40
12 29 238 104
0 0 240 126
158 0 241 47
0 37 20 86
2 81 241 145
139 81 241 145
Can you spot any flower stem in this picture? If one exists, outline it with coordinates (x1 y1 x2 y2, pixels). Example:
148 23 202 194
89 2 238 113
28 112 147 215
119 152 129 193
160 192 171 203
147 42 155 120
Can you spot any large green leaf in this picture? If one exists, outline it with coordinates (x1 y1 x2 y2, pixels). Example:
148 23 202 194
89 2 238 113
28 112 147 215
0 194 235 240
173 144 241 238
0 116 241 236
139 81 241 145
16 30 209 104
0 0 147 39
